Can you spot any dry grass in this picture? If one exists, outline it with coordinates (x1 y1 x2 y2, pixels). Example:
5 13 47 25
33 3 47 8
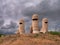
0 33 60 45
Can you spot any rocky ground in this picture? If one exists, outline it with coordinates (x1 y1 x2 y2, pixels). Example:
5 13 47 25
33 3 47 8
0 33 60 45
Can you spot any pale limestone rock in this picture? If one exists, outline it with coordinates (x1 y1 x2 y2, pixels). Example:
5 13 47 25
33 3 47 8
32 14 40 33
40 18 48 33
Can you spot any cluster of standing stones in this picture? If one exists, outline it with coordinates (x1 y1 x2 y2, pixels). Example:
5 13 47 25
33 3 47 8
16 14 48 34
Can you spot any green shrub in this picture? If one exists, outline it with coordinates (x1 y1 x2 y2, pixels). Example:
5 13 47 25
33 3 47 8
0 34 5 37
49 31 60 36
33 34 39 38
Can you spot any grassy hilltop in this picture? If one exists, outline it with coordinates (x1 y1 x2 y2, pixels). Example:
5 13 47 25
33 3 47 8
0 31 60 45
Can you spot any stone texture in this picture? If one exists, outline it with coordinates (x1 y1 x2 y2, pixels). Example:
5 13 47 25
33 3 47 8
19 19 25 34
40 18 48 33
32 14 40 33
30 26 33 33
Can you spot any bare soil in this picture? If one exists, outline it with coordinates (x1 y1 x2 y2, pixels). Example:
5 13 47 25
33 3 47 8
0 33 60 45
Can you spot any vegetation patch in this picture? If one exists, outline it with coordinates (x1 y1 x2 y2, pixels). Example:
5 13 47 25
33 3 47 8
0 34 3 37
49 31 60 36
33 34 39 38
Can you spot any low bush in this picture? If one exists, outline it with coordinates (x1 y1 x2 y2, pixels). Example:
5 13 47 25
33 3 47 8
0 34 5 37
49 31 60 36
33 34 39 38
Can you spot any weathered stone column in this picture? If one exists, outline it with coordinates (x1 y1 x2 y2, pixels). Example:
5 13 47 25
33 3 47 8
40 18 48 33
32 14 40 33
15 28 20 34
19 19 25 34
30 26 33 33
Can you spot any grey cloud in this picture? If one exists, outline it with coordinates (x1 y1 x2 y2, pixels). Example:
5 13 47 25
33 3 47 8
21 0 60 31
0 16 4 27
0 21 18 34
0 0 60 34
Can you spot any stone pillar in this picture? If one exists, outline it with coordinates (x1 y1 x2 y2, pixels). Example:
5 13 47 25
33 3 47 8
19 19 25 34
15 29 20 34
30 26 33 33
40 18 48 33
32 14 40 33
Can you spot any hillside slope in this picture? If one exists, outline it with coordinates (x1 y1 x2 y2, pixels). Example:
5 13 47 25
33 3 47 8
0 33 60 45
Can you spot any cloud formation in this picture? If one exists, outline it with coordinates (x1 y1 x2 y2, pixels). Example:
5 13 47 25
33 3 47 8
0 0 60 34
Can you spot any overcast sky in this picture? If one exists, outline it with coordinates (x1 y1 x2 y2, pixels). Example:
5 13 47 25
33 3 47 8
0 0 60 34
